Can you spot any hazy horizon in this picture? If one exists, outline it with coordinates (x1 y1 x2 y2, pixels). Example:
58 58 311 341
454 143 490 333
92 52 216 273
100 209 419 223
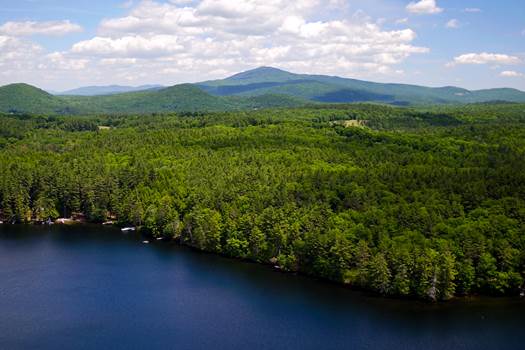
4 65 525 94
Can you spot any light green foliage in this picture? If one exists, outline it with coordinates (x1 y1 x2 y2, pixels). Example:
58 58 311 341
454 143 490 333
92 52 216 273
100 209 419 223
184 207 223 252
369 253 392 295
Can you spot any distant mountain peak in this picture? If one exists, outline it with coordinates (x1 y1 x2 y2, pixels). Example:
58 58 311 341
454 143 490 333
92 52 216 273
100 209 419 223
227 66 296 81
251 66 290 73
243 66 290 73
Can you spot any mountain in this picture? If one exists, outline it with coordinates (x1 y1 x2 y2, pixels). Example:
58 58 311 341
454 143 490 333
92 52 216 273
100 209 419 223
1 67 525 115
203 66 299 85
0 83 68 114
59 84 164 96
62 84 240 114
0 82 308 115
198 67 525 105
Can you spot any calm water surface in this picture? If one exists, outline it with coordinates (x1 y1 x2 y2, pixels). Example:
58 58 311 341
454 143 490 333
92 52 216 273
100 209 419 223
0 225 523 350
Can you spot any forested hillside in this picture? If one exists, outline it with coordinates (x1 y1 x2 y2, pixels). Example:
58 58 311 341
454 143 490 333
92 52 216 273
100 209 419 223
1 103 524 300
0 84 69 114
0 83 309 115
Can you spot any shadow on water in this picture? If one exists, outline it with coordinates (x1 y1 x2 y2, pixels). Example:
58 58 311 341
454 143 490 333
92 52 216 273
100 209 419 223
0 224 523 350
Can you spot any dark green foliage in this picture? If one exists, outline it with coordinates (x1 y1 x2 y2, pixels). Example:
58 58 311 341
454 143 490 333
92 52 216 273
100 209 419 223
0 84 68 114
1 103 524 300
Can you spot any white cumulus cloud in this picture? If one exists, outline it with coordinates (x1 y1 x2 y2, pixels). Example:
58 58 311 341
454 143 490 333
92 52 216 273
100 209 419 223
0 20 82 36
500 70 523 78
406 0 443 15
445 19 459 29
0 35 42 69
0 0 431 89
72 35 185 57
64 0 429 82
448 53 522 66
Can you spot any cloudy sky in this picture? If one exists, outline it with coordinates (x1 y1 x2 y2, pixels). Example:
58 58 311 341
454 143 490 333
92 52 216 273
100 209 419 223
0 0 524 91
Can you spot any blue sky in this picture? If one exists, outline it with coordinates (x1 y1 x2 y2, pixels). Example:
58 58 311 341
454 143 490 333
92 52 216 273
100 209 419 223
0 0 523 91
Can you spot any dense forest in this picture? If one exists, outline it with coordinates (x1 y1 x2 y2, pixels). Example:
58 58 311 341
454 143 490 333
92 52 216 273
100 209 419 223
1 103 524 301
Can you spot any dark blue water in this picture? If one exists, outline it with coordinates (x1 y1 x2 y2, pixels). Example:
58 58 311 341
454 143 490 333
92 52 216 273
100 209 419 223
0 225 523 350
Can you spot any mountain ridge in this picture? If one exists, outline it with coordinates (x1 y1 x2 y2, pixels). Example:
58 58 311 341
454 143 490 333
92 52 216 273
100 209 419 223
1 67 524 115
58 84 164 96
198 67 525 104
0 82 309 115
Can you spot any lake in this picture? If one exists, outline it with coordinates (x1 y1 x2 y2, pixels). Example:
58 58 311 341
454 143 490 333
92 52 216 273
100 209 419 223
0 225 523 350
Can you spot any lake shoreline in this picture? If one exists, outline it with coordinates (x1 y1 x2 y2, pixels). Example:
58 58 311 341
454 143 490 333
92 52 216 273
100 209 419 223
2 221 524 303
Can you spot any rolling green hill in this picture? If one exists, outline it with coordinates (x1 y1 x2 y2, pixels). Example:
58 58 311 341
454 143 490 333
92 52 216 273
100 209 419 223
0 83 69 114
62 84 239 114
0 83 308 115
